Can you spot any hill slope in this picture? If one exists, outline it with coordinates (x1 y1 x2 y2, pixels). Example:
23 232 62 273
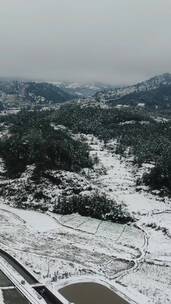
0 80 75 108
96 73 171 108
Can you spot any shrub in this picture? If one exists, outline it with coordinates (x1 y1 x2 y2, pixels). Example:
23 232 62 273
53 192 132 224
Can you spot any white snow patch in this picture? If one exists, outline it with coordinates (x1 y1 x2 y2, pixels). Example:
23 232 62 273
0 203 57 232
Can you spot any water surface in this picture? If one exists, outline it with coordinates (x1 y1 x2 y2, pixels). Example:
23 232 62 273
3 288 31 304
59 282 130 304
0 270 13 287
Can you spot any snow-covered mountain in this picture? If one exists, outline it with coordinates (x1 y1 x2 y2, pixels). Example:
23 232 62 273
96 73 171 102
49 81 115 97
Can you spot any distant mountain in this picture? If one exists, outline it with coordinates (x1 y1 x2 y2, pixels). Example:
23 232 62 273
96 73 171 108
115 84 171 108
0 79 115 111
0 80 75 109
26 82 75 103
48 81 115 98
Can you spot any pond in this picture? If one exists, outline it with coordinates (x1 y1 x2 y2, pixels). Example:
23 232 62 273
59 282 130 304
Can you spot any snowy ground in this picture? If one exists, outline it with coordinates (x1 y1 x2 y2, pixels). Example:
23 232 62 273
0 136 171 304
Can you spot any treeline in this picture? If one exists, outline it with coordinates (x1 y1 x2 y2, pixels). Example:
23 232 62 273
52 104 152 139
0 110 92 178
54 192 132 224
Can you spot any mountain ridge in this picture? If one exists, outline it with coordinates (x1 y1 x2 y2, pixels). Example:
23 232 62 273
96 73 171 105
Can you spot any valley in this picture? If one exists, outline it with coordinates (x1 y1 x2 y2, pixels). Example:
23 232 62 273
0 134 171 303
0 73 171 304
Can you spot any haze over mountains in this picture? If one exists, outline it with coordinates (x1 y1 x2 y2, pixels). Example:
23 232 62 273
0 78 116 110
0 73 171 111
48 81 114 98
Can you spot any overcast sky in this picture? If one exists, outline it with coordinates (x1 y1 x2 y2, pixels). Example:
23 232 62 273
0 0 171 85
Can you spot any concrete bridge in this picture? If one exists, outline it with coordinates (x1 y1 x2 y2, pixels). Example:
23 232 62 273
0 247 69 304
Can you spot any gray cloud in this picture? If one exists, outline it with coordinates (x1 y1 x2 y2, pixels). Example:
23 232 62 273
0 0 171 84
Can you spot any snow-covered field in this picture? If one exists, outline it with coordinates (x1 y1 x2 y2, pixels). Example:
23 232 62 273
0 136 171 304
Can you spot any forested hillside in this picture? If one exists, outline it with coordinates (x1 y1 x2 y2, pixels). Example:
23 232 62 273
0 80 75 109
52 104 171 194
107 85 171 109
96 73 171 109
0 110 131 223
0 110 92 178
26 82 75 103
